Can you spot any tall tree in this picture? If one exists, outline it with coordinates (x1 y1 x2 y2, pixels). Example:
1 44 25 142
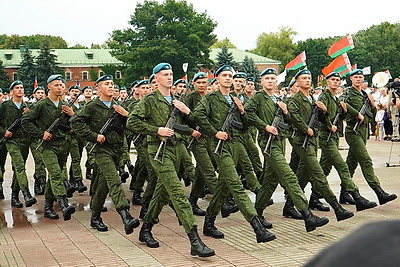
18 47 37 96
241 56 260 90
211 38 236 48
215 45 237 68
0 60 11 90
108 0 217 82
35 40 62 85
252 26 297 71
0 34 68 49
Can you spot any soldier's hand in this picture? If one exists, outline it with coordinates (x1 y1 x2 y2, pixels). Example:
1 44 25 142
97 134 106 144
233 97 245 114
315 101 327 113
158 127 174 137
113 105 129 117
215 131 228 140
43 131 52 141
172 100 190 115
277 102 288 115
330 125 337 133
357 113 364 123
339 101 347 113
4 130 12 138
265 125 278 135
22 107 29 114
62 105 74 116
306 128 314 137
192 130 201 139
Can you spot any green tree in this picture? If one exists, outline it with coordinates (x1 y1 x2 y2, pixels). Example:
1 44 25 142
241 56 260 90
252 26 297 71
17 47 37 96
0 34 7 47
211 38 236 48
215 45 237 68
89 67 98 81
108 0 217 83
0 34 68 49
70 43 89 49
0 60 11 90
35 40 62 85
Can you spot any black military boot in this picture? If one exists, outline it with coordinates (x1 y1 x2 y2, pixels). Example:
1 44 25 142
189 196 205 216
132 190 142 205
221 196 239 218
90 210 108 232
187 227 215 257
339 189 356 205
139 221 159 248
349 190 377 211
44 199 59 219
328 199 354 221
256 208 273 229
300 208 329 232
85 167 92 180
119 166 129 183
0 181 4 199
309 192 330 211
63 180 76 198
250 217 276 243
203 216 224 238
76 180 88 193
282 198 303 220
139 202 149 219
34 179 41 195
21 189 37 207
58 197 76 221
38 177 46 195
125 161 134 175
267 198 274 206
118 209 140 235
372 186 397 205
11 190 23 208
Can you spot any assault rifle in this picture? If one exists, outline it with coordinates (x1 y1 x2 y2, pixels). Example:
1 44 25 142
186 126 200 149
0 96 42 145
353 95 373 134
302 105 321 150
327 96 347 144
37 92 83 149
88 90 134 154
263 103 289 156
154 92 190 164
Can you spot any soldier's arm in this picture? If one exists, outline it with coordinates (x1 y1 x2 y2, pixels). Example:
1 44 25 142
0 104 6 137
70 105 98 143
287 99 309 134
319 94 333 130
21 103 44 139
339 92 358 117
126 98 158 136
244 97 267 131
193 97 218 137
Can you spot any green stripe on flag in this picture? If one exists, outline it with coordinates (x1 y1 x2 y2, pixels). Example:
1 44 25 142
330 46 353 58
287 62 306 71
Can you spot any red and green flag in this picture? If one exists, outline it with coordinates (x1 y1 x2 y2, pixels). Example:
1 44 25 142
285 51 306 70
328 35 355 58
322 53 352 76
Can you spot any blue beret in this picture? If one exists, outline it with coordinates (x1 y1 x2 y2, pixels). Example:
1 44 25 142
47 74 65 84
114 84 120 89
119 86 127 91
193 72 208 82
215 65 234 77
149 74 155 83
260 68 277 77
350 69 363 76
130 80 140 88
294 69 312 80
33 86 45 94
68 84 80 91
246 77 255 82
153 63 172 74
173 79 187 86
289 78 296 88
82 86 93 90
209 78 217 85
233 72 247 79
9 80 23 90
96 75 113 84
137 79 150 87
326 72 340 79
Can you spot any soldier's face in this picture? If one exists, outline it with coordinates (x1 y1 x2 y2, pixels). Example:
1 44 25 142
48 80 64 97
34 89 46 99
11 84 24 97
233 78 245 90
120 90 128 99
261 74 277 91
156 69 173 88
150 80 158 91
290 83 299 94
211 80 219 91
327 77 340 90
69 88 80 98
296 74 312 89
194 78 208 94
83 89 93 98
98 80 114 97
175 83 187 94
350 75 364 87
217 71 233 89
245 81 255 94
113 88 119 98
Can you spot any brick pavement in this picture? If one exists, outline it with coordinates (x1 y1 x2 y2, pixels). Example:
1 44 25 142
0 138 399 266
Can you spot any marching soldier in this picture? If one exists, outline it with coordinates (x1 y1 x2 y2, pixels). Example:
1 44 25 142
245 68 329 232
22 75 76 220
127 63 215 257
341 69 397 205
0 81 37 207
288 69 354 222
193 65 276 243
70 75 139 234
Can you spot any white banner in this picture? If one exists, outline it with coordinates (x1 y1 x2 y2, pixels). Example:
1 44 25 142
362 66 371 75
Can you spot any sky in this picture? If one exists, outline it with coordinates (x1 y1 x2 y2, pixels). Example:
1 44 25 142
1 0 399 51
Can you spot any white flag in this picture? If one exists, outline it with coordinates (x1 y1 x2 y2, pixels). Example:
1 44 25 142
182 63 188 73
362 66 371 75
385 70 392 79
276 69 287 85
